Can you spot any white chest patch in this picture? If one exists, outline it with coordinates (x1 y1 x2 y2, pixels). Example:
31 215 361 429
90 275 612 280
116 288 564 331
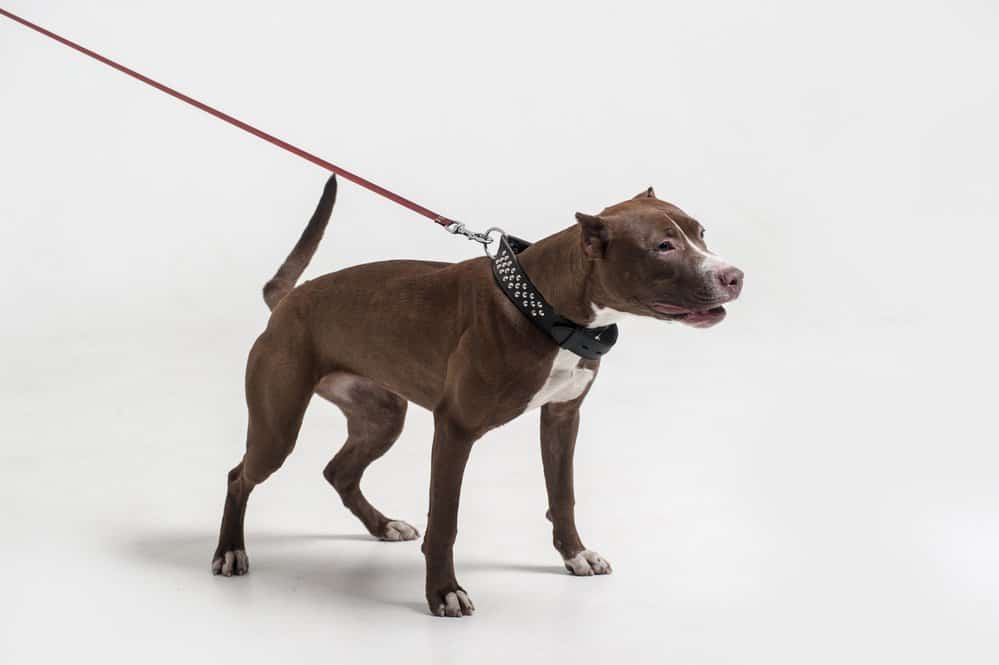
525 349 596 411
523 304 627 412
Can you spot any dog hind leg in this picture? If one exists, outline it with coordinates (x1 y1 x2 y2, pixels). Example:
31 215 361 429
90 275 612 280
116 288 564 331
212 333 315 576
316 372 418 541
211 461 252 576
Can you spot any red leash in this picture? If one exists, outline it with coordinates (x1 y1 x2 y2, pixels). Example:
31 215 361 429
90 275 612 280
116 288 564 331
0 7 457 227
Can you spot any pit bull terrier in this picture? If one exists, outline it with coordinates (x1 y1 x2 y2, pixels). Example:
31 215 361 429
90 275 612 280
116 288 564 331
212 176 744 617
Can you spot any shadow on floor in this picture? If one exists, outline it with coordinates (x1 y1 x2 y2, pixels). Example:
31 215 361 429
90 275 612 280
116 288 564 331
122 528 565 616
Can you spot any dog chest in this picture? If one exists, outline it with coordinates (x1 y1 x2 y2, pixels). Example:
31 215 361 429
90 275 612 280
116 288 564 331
525 349 595 411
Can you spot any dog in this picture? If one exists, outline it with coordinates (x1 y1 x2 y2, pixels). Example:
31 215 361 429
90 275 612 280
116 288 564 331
212 176 744 617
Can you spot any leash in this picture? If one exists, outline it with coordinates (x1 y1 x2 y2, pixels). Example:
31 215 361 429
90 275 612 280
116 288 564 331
0 6 497 245
2 7 619 358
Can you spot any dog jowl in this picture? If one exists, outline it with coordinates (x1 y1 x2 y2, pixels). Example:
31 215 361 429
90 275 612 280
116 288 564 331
212 177 743 617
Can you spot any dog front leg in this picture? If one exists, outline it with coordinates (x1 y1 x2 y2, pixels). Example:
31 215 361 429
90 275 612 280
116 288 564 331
540 401 612 576
422 412 477 617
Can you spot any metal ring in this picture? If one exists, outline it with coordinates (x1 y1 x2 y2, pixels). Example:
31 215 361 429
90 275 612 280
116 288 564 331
482 227 506 258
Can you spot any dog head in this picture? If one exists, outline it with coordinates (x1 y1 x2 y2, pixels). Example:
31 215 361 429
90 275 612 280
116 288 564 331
577 188 743 328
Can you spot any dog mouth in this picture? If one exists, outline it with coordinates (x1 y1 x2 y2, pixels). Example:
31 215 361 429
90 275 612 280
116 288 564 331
648 302 727 327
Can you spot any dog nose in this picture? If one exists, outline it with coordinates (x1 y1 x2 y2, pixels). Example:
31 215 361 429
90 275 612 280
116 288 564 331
717 266 743 297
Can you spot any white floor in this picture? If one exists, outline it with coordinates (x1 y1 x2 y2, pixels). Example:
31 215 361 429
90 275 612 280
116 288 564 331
2 318 996 665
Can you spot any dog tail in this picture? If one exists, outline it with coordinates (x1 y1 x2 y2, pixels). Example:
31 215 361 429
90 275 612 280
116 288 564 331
262 174 338 310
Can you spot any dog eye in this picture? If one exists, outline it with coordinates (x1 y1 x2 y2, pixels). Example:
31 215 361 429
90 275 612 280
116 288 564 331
657 241 675 252
699 228 705 239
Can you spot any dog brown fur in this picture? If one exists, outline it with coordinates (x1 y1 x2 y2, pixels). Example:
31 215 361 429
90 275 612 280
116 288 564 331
212 176 743 617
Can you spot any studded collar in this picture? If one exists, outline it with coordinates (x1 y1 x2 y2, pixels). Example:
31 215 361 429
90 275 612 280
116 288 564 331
489 234 619 360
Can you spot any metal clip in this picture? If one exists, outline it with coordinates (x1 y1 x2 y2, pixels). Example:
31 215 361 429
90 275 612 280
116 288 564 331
443 220 494 246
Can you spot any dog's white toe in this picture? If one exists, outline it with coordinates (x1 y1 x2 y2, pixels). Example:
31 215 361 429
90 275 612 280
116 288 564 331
380 520 420 541
436 590 475 617
212 549 249 577
564 550 612 576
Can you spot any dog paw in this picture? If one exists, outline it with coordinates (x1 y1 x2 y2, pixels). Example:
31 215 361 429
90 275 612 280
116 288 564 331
428 588 475 618
379 520 420 542
563 549 612 576
211 549 249 577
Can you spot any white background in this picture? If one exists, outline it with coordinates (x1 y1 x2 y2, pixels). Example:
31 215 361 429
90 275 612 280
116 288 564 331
1 1 997 663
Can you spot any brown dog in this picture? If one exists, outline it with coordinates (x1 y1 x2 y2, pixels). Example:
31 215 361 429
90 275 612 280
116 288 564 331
212 176 744 617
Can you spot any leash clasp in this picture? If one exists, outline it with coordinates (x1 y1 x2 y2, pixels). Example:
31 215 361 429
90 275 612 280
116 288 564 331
444 220 492 245
444 221 506 257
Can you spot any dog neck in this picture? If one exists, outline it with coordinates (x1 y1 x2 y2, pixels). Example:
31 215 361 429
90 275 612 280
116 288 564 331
515 226 604 327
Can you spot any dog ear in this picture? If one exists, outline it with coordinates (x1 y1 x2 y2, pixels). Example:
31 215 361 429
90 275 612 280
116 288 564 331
634 186 655 199
575 213 609 259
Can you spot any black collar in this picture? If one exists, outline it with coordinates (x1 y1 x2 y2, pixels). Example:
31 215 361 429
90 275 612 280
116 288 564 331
490 234 619 360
